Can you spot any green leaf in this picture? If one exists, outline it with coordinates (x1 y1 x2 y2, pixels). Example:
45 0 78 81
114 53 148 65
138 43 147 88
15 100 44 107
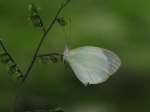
39 56 50 64
29 14 41 27
15 73 23 80
56 17 67 26
50 55 58 63
28 3 42 27
0 52 10 64
7 63 23 80
28 3 39 14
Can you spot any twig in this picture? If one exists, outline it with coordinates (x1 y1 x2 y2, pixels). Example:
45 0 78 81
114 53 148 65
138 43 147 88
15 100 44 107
9 0 70 112
37 13 46 33
37 53 62 57
0 42 23 78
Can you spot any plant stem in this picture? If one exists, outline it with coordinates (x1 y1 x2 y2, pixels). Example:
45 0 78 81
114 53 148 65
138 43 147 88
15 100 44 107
9 1 70 112
37 53 62 57
0 42 23 78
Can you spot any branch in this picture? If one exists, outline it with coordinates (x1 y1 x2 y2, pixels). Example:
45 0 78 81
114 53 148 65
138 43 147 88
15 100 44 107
0 41 23 79
9 0 70 112
37 53 62 57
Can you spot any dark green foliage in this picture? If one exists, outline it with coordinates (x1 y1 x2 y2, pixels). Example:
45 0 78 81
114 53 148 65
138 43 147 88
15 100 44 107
29 3 39 14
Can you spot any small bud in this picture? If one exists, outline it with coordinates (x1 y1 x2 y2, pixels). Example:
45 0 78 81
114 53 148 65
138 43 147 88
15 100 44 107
56 17 67 26
28 3 43 28
29 14 41 27
9 63 17 69
14 72 23 81
7 64 16 75
28 3 39 13
50 55 58 63
39 56 50 64
7 64 23 80
0 52 10 64
0 58 10 64
0 52 8 56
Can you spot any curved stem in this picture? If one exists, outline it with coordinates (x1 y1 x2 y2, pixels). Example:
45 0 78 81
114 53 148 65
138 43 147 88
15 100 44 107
9 1 70 112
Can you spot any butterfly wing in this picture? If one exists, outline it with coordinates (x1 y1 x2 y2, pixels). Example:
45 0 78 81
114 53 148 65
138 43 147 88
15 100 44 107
65 46 121 86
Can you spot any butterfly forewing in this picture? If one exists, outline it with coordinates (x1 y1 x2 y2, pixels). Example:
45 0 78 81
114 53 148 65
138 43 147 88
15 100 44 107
64 46 121 85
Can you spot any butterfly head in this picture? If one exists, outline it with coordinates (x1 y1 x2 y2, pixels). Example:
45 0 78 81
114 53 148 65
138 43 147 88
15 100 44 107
63 44 71 61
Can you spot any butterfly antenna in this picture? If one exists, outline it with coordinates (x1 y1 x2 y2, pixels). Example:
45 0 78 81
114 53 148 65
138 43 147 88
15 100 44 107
68 18 72 45
61 26 69 44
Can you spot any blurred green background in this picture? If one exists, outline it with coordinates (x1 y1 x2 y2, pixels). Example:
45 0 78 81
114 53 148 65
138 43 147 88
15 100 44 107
0 0 150 112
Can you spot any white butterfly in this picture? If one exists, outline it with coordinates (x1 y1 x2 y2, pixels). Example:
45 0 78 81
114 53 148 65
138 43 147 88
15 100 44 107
63 44 121 86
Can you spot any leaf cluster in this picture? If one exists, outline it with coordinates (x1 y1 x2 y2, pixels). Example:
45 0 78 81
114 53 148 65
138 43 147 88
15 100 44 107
0 41 23 80
28 3 42 27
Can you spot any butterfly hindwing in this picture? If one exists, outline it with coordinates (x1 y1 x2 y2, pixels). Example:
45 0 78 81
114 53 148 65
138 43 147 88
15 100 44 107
66 46 121 85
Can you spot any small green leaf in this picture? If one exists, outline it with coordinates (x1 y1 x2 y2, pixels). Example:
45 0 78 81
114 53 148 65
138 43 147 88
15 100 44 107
56 18 67 26
28 3 42 27
29 14 41 27
28 3 39 14
7 63 17 75
0 52 10 64
39 56 50 64
30 14 40 21
0 52 8 56
15 73 23 80
50 55 58 63
0 58 10 64
7 63 23 80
